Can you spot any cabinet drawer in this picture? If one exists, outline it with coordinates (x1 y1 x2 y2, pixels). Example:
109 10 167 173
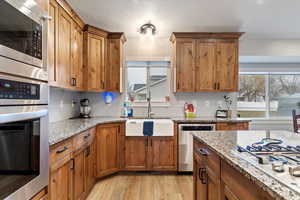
194 140 220 177
73 128 95 152
50 139 73 170
216 122 248 130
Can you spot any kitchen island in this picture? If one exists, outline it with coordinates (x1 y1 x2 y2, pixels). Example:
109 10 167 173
192 130 300 200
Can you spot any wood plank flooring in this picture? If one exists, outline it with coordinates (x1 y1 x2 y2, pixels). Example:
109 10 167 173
87 174 193 200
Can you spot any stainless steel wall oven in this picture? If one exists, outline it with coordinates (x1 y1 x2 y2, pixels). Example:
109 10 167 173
0 75 49 200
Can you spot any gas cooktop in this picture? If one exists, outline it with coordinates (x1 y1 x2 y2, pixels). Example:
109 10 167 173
236 137 300 194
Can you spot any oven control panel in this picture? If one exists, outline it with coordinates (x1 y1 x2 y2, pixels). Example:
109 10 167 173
0 79 40 100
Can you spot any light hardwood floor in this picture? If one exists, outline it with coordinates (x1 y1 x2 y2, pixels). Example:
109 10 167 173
87 174 193 200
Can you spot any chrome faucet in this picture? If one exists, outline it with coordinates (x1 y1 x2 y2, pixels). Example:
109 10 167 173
147 91 154 118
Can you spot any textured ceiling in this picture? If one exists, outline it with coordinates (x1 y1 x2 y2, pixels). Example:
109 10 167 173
67 0 300 39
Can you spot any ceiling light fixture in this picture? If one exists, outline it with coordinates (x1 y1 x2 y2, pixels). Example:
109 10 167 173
139 22 156 36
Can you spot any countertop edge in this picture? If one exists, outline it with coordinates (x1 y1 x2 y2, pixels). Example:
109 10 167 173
49 117 251 146
49 119 126 146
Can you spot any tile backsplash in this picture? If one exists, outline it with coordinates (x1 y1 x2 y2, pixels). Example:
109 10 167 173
49 87 237 122
80 92 237 118
49 87 83 122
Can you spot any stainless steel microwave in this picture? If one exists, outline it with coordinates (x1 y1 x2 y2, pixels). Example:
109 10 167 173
0 0 49 81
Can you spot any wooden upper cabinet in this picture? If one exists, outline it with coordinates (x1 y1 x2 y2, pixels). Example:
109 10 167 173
83 26 107 91
48 0 85 90
106 34 126 92
195 41 216 91
57 7 72 88
170 32 243 92
70 22 84 90
48 0 58 86
215 40 238 91
174 39 195 92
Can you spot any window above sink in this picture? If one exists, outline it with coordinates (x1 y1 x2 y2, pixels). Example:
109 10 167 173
125 61 170 106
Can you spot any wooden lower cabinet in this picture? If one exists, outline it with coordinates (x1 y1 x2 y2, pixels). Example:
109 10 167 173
49 160 73 200
124 136 148 170
151 137 177 170
73 151 85 200
124 136 177 171
193 139 273 200
85 140 96 193
95 123 121 178
216 122 249 131
31 188 48 200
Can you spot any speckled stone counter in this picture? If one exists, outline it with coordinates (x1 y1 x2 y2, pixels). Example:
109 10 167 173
172 117 251 123
192 130 300 200
49 117 126 145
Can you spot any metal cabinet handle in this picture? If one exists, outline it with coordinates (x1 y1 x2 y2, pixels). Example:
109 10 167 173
198 168 207 184
197 148 210 156
71 78 76 86
84 133 91 139
56 146 68 154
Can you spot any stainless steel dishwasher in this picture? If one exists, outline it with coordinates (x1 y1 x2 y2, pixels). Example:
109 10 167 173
178 124 215 172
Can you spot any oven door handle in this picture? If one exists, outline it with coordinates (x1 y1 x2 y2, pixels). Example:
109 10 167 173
0 109 48 123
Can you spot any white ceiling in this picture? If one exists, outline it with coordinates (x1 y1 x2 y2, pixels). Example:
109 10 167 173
67 0 300 39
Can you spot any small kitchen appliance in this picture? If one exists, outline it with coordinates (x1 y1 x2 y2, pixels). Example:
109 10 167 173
80 98 92 118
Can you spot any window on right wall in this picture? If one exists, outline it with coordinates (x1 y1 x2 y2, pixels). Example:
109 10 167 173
238 73 300 118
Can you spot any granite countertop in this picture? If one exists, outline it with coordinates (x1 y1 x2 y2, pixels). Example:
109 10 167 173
171 117 251 123
49 117 126 145
49 116 251 146
192 130 300 200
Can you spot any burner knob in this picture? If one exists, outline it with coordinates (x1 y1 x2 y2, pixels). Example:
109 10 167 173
272 161 284 173
289 166 300 177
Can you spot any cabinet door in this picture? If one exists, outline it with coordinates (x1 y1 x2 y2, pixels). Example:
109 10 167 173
73 151 85 200
216 122 249 131
175 39 195 92
194 154 207 200
206 167 220 200
70 22 83 90
48 0 58 86
57 7 72 88
95 124 119 177
150 137 176 170
49 160 73 200
85 141 96 193
215 40 238 91
124 136 148 170
86 34 106 91
106 39 122 92
195 41 216 91
223 185 239 200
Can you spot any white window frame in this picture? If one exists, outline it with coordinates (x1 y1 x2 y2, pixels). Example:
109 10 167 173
238 72 300 119
125 61 171 107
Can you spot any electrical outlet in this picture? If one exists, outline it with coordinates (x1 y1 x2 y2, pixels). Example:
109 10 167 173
205 101 210 107
217 101 223 108
59 100 64 108
71 100 76 108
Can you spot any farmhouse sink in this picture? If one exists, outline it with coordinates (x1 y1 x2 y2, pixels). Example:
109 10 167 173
126 119 174 136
